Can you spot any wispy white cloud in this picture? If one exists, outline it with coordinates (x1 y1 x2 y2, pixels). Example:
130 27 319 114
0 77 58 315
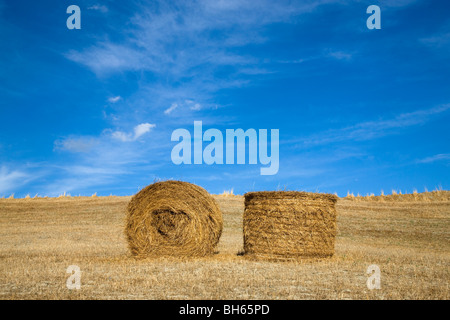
134 123 155 138
64 0 344 108
55 122 156 154
65 43 147 75
420 20 450 52
278 50 354 65
326 50 353 61
164 100 211 116
185 100 202 111
39 163 132 196
190 103 202 111
278 58 308 64
0 166 30 195
54 136 99 153
112 123 156 142
164 103 178 115
416 153 450 164
88 4 108 13
47 123 165 195
421 32 450 49
108 96 121 103
290 104 450 147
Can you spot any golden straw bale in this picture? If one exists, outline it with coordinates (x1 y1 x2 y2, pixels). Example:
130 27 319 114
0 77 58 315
243 191 338 261
126 181 223 258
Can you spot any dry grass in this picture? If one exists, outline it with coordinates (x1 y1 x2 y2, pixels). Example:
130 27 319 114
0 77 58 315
220 189 235 196
345 190 450 202
0 192 449 300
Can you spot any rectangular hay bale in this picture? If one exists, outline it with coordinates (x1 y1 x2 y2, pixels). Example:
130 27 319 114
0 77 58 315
243 191 338 261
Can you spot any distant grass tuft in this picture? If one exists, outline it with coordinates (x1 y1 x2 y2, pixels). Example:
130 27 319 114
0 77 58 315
220 189 234 196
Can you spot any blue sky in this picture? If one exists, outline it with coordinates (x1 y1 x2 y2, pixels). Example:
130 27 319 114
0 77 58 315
0 0 449 197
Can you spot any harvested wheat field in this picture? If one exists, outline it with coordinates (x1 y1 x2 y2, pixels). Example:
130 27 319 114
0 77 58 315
0 191 449 300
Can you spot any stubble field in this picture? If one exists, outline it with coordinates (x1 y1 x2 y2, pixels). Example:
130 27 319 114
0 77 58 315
0 192 449 299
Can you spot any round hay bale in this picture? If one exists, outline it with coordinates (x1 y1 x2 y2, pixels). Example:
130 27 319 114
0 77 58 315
126 181 223 258
243 191 338 261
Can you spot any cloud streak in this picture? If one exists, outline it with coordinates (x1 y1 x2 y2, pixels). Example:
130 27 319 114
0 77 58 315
69 0 339 76
64 0 345 113
290 104 450 147
88 5 108 13
0 166 30 195
54 137 99 153
164 103 178 115
108 96 122 103
417 153 450 164
112 123 156 142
